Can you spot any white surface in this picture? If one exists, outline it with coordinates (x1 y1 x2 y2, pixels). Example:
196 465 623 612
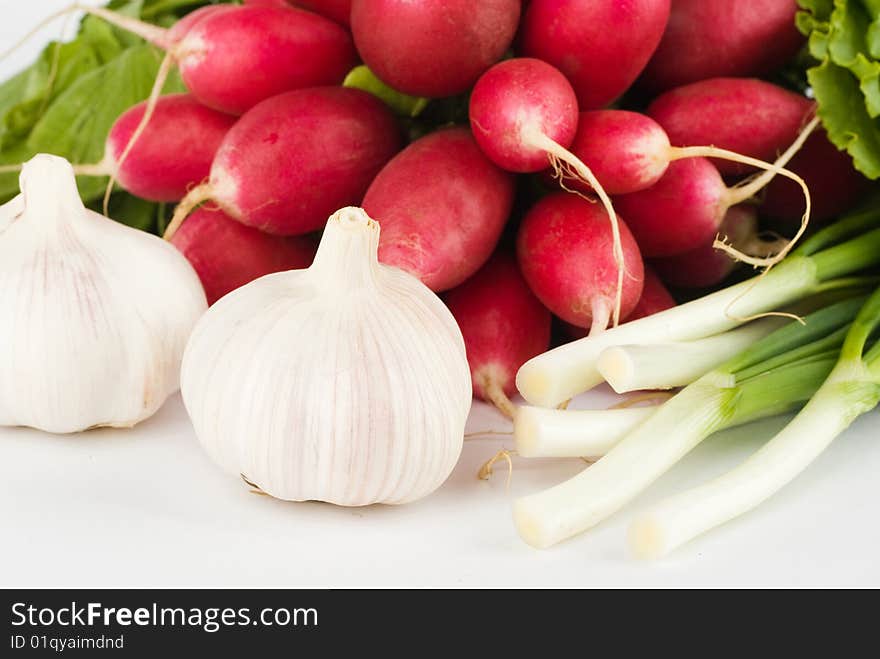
1 2 879 588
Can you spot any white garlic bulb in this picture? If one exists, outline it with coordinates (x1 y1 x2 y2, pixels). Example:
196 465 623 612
0 154 207 433
181 207 472 506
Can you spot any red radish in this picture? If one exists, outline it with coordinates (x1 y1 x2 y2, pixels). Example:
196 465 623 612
613 138 813 259
55 4 356 115
550 109 816 197
626 266 676 321
517 192 645 335
362 127 514 292
651 205 761 289
640 0 804 94
164 87 402 239
170 207 318 305
245 0 352 27
68 94 236 202
567 265 674 331
761 131 871 229
565 266 675 339
350 0 520 97
292 0 352 25
469 57 627 327
519 0 671 109
647 78 815 177
444 252 552 418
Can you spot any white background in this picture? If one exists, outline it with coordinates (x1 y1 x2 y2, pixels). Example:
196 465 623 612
0 1 878 588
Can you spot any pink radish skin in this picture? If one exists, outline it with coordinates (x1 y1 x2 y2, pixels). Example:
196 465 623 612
547 109 807 197
762 131 870 229
469 58 578 173
651 205 758 289
519 0 671 109
170 207 318 305
640 0 803 94
363 127 514 292
626 266 676 321
469 57 629 328
292 1 352 25
517 192 644 334
565 266 674 339
166 5 238 41
444 252 551 417
78 94 236 202
613 145 812 259
174 6 356 114
614 158 729 257
562 111 671 195
165 87 402 238
350 0 520 97
77 5 356 115
648 78 814 177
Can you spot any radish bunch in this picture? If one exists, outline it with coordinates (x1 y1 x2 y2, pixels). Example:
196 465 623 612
9 0 870 418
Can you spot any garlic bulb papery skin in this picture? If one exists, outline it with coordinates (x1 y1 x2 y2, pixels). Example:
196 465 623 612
181 207 472 506
0 154 207 433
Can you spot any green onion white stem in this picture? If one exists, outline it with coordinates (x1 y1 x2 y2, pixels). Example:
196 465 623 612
514 405 657 458
516 208 880 408
630 289 880 559
597 318 786 393
511 299 861 548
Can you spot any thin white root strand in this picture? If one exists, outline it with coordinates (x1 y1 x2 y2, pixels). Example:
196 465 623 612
674 116 820 270
513 405 656 458
629 377 862 559
103 51 175 215
478 449 515 489
597 318 786 394
526 130 626 328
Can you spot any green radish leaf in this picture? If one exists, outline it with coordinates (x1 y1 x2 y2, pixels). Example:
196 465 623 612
344 65 430 118
0 45 185 203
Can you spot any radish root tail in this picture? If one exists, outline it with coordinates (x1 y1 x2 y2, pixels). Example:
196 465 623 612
527 130 626 329
478 449 515 489
479 373 517 420
164 182 213 241
102 51 175 215
670 116 819 271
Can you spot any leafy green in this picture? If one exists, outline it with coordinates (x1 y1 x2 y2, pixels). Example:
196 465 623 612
343 65 430 118
0 0 219 231
797 0 880 178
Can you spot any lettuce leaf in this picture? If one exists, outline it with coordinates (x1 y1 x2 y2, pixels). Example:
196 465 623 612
798 0 880 178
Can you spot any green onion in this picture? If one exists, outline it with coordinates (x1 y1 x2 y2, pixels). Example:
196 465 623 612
630 287 880 558
512 299 863 549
